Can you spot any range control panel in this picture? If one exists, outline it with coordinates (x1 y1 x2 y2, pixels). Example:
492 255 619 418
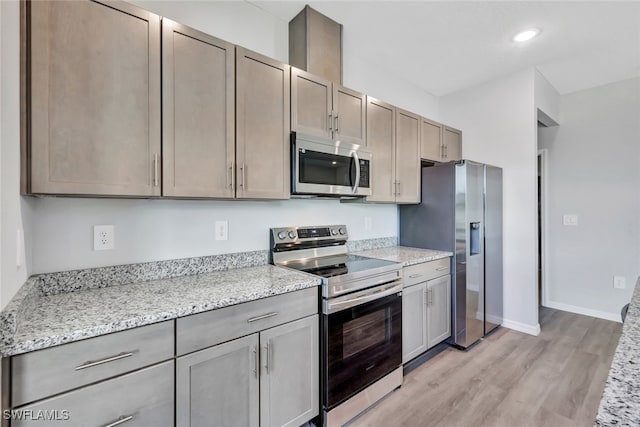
270 225 348 246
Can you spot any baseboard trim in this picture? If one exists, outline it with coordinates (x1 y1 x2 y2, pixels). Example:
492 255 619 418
544 300 622 323
502 318 541 336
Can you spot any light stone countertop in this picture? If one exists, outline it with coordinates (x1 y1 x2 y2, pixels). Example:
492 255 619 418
0 265 320 357
353 246 453 266
596 276 640 426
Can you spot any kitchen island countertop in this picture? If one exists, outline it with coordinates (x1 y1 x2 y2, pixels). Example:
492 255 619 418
596 276 640 426
353 246 452 267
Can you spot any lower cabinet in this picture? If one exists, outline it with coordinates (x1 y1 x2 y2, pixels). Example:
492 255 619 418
426 275 452 349
13 361 174 427
402 273 451 364
177 315 319 427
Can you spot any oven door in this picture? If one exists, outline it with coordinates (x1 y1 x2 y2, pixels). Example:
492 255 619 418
292 133 371 197
322 282 402 409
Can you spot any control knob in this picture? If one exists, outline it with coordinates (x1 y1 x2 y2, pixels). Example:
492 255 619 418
277 231 286 240
288 231 296 239
339 228 346 235
331 229 338 236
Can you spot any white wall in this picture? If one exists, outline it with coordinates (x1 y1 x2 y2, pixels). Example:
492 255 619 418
539 77 640 321
1 0 33 309
440 69 540 335
31 198 397 273
535 69 560 125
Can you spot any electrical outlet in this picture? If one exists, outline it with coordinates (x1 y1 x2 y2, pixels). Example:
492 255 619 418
563 214 578 226
364 216 372 231
614 276 626 289
93 225 115 251
215 221 228 241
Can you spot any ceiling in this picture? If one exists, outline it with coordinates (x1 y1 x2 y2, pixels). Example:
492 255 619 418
249 1 640 96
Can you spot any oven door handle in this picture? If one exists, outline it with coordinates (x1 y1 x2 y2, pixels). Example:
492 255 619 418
324 282 402 314
351 151 360 194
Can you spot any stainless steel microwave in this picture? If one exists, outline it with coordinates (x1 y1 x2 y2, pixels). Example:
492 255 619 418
291 133 372 197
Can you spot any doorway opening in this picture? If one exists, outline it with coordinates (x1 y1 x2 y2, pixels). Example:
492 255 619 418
537 148 547 307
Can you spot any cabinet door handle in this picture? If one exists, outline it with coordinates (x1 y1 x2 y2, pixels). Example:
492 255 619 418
430 289 434 306
393 181 398 196
328 113 333 132
444 144 448 159
229 163 234 189
423 288 427 306
436 266 448 271
409 274 422 279
240 163 246 189
75 352 135 371
252 346 258 378
153 153 159 187
102 415 134 427
397 181 401 196
335 114 339 133
264 342 271 374
247 312 279 323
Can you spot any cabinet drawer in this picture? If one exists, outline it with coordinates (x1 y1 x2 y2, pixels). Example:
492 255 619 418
11 321 174 407
177 287 318 355
13 361 174 427
403 258 450 287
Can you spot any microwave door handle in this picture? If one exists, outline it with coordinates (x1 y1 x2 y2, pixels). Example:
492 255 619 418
352 151 360 194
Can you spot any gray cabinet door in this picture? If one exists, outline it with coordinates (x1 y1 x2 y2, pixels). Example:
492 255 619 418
29 0 161 196
402 282 428 363
162 20 235 198
291 67 332 139
427 275 452 349
420 117 443 162
365 97 395 203
443 127 462 161
395 108 421 204
260 315 319 427
333 84 366 145
176 334 260 427
236 47 290 199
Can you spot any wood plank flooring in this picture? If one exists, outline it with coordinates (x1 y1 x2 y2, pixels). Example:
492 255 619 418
349 307 621 427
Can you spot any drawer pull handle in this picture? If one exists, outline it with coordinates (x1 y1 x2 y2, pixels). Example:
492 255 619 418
75 352 135 371
409 274 422 279
436 267 449 271
102 415 134 427
247 312 279 323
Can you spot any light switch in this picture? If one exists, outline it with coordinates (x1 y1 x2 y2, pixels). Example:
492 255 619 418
614 276 626 289
563 214 578 226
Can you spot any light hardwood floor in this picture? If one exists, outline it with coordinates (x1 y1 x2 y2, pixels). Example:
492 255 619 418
350 307 622 427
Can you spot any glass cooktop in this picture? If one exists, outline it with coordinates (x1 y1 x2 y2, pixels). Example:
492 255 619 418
285 254 399 279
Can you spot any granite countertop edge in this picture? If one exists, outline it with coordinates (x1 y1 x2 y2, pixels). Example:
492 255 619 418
595 276 640 426
1 267 321 358
353 246 453 266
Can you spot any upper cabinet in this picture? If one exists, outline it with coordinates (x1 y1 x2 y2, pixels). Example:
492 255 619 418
162 20 235 198
27 0 161 196
420 117 443 162
443 126 462 161
366 97 395 202
236 47 291 200
395 108 421 204
291 68 365 145
421 119 463 163
365 98 420 204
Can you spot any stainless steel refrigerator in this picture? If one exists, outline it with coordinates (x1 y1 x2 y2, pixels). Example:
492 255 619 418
399 160 503 349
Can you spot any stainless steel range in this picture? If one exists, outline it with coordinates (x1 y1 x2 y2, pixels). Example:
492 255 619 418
270 225 403 427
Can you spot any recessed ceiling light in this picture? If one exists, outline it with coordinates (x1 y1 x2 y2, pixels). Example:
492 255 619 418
512 28 540 43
